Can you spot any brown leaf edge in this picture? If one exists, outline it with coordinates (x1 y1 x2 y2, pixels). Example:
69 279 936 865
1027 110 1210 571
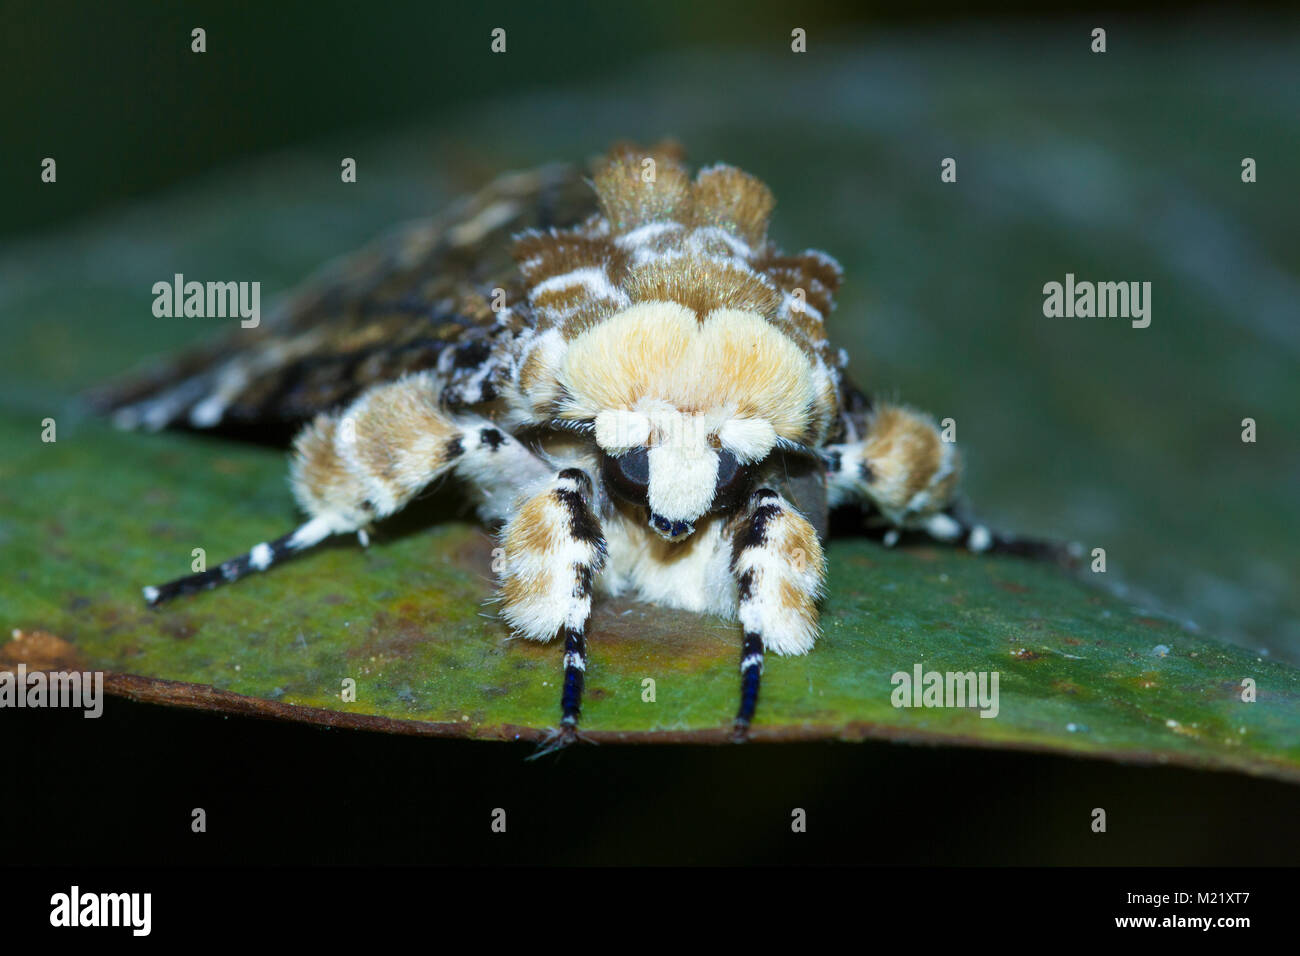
55 668 1300 784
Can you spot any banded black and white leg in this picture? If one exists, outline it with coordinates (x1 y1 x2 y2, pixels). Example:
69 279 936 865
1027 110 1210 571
729 489 826 741
142 371 548 605
142 515 345 605
917 506 1081 566
496 468 607 754
736 631 764 733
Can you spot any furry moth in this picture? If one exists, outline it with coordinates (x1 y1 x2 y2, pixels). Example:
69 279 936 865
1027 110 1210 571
98 142 1072 750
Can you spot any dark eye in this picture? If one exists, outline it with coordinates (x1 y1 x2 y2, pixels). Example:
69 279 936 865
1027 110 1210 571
711 449 752 511
601 447 650 505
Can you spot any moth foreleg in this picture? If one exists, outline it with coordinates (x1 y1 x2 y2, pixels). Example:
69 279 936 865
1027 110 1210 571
728 489 826 741
497 468 607 753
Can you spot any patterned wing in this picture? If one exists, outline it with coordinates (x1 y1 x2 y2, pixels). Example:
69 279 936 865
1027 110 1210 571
91 162 597 436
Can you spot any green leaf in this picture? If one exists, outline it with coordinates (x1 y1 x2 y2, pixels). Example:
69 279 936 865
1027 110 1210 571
2 47 1298 781
2 410 1297 782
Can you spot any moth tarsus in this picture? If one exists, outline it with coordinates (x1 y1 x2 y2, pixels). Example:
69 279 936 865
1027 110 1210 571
527 723 595 760
106 141 1075 744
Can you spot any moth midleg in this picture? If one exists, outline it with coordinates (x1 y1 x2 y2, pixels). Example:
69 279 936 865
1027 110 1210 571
497 468 607 748
825 401 959 525
142 516 338 606
143 371 543 605
728 489 825 740
921 506 1081 566
825 400 1076 564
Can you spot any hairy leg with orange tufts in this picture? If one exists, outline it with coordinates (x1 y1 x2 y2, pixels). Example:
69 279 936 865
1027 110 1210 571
825 400 1078 565
497 469 608 754
141 372 545 605
728 489 826 740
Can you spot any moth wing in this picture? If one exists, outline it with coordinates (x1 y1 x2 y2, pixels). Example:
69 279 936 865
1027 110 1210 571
91 162 597 437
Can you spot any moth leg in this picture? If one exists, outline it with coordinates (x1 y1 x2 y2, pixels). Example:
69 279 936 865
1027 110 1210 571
728 488 826 741
825 400 989 551
496 469 607 753
918 505 1082 567
143 371 540 605
825 401 960 530
142 514 340 606
824 401 1077 564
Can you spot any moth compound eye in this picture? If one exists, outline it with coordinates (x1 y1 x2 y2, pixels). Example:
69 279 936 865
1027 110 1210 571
711 449 752 511
601 447 650 505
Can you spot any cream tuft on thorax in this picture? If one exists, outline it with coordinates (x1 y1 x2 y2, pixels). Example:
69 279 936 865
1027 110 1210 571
561 302 818 443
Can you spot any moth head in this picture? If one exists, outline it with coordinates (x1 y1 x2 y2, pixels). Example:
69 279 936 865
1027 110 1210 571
593 403 775 540
559 301 821 542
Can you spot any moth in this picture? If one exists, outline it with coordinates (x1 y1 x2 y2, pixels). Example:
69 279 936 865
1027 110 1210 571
97 142 1071 750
